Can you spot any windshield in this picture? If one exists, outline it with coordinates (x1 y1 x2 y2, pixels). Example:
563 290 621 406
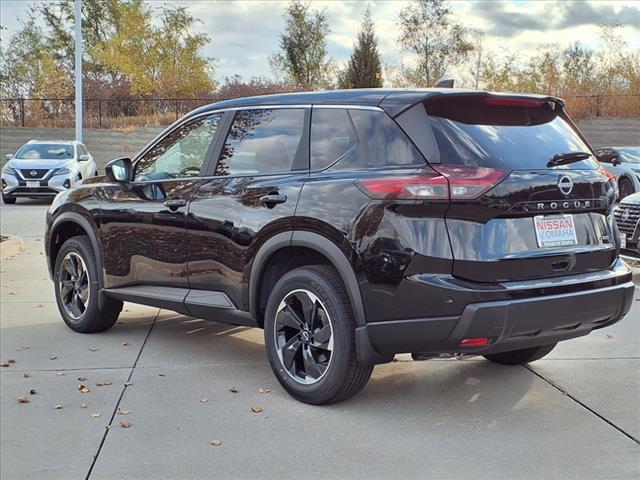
15 144 74 160
426 98 598 170
618 147 640 163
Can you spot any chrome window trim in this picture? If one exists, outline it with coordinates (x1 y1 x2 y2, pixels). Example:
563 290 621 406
130 103 385 181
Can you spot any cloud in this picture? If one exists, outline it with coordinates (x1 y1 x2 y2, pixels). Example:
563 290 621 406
468 0 640 37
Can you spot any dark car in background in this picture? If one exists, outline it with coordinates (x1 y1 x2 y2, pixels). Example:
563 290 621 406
596 146 640 199
44 89 634 404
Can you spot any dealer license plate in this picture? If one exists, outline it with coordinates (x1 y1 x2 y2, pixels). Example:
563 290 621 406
534 214 578 248
26 181 40 188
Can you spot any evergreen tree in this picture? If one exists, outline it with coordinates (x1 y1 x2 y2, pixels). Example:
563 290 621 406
339 5 383 89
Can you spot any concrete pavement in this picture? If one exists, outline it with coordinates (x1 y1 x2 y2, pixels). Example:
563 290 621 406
1 199 639 479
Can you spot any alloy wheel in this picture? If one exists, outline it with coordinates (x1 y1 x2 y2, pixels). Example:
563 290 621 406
274 289 334 385
58 252 90 321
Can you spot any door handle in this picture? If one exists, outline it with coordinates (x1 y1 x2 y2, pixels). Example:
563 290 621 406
164 198 187 211
259 194 287 206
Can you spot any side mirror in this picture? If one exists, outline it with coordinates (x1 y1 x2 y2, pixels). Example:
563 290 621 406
105 157 132 183
5 154 13 160
78 154 90 162
611 156 621 166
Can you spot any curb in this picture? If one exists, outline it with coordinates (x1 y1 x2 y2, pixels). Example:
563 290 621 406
0 235 25 261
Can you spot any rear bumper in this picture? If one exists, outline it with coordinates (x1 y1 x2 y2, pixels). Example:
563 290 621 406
356 261 635 364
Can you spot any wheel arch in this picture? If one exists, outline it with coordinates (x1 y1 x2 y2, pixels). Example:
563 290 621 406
49 213 104 304
249 231 367 328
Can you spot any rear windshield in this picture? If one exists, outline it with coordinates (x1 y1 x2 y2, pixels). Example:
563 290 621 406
15 143 74 160
426 98 598 170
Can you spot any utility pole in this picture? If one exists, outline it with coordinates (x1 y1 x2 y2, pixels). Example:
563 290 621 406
75 0 83 142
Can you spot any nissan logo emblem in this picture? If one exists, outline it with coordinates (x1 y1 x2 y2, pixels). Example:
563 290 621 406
558 175 573 195
30 170 38 177
622 209 631 222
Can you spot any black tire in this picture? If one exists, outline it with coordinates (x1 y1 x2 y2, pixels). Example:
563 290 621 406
2 194 16 204
619 177 634 199
264 265 373 405
54 235 122 333
484 343 557 365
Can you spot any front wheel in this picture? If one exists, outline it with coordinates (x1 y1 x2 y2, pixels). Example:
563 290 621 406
264 265 373 405
2 194 16 204
484 343 557 365
54 235 122 333
619 177 634 199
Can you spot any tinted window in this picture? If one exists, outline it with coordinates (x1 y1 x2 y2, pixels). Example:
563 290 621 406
216 109 305 176
343 109 425 169
15 143 74 160
427 98 598 170
310 109 358 170
135 114 220 181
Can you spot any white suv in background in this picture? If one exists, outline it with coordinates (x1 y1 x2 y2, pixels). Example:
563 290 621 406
1 140 98 204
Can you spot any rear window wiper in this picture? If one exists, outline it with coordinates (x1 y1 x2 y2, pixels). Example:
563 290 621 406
547 151 592 167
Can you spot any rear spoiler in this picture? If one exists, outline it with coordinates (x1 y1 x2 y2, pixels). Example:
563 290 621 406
379 90 565 118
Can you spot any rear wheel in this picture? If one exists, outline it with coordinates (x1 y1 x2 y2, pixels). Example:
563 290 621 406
619 177 634 199
54 236 122 333
484 343 556 365
2 194 16 204
264 265 373 405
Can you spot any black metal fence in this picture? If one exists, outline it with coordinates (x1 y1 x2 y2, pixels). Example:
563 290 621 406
0 97 226 129
1 94 638 129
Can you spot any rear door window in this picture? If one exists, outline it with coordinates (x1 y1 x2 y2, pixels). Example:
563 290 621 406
426 97 598 170
310 108 358 170
216 108 306 176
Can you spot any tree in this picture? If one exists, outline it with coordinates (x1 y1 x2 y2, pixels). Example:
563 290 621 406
338 5 383 89
270 0 334 89
397 0 473 87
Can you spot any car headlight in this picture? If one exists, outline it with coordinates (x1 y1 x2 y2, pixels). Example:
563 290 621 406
53 166 72 176
1 164 15 176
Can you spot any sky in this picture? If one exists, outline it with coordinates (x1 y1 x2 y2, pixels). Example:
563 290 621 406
1 0 639 84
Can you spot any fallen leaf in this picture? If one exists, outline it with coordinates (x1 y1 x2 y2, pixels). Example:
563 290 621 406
88 347 98 352
77 384 90 393
468 392 480 403
0 363 9 368
117 408 130 415
23 372 31 378
77 376 87 381
200 398 208 404
124 381 134 386
250 405 263 413
56 372 65 376
158 373 165 377
96 381 112 387
29 389 37 395
606 333 615 339
210 440 222 446
7 358 16 364
257 387 271 394
466 377 481 386
120 342 129 347
17 395 30 404
80 403 87 409
228 386 238 393
90 413 101 418
36 304 44 308
50 356 58 360
53 405 63 410
120 419 133 428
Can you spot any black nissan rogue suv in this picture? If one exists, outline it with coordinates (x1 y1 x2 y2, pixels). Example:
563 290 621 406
45 89 634 404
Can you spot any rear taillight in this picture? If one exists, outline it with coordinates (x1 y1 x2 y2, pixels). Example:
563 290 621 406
357 166 506 200
433 165 508 199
